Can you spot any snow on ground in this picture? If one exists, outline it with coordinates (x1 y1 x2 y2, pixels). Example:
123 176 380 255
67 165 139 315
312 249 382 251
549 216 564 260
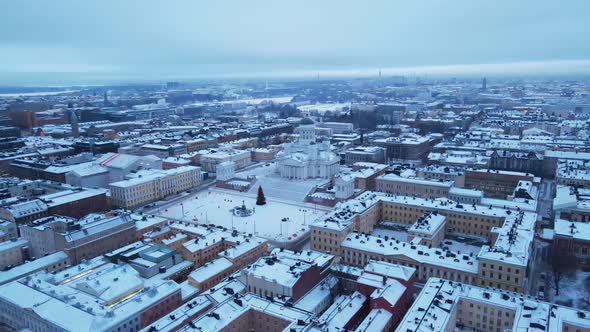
374 222 481 256
445 232 488 246
236 163 330 202
157 187 331 242
440 239 481 256
298 103 350 114
550 269 590 310
372 223 409 242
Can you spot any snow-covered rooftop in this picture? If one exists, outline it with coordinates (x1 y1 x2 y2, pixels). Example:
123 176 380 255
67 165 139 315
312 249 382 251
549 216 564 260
239 249 334 289
343 231 478 273
317 291 366 330
377 173 454 188
182 293 312 332
554 219 590 242
397 278 590 332
355 308 392 332
0 251 69 285
0 261 180 332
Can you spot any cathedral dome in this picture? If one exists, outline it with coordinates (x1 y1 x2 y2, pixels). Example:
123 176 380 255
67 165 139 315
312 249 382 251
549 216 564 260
300 117 315 125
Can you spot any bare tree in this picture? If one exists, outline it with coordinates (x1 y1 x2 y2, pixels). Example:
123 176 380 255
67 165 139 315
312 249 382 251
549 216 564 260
548 251 576 296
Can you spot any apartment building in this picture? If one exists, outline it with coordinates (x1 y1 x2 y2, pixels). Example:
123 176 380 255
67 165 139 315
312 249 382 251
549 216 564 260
0 251 70 286
553 219 590 266
105 241 194 281
375 173 453 198
188 257 235 291
19 211 136 264
0 261 181 332
316 291 369 331
0 239 29 270
0 184 108 223
543 150 590 178
184 138 209 153
65 152 162 187
0 220 18 242
427 150 491 169
249 147 279 161
344 146 386 165
407 212 446 247
311 191 535 293
347 162 389 191
352 261 415 329
198 149 251 172
449 187 484 205
138 295 213 332
226 137 258 150
317 121 355 134
164 293 314 332
161 156 191 170
374 134 437 162
464 169 537 199
556 159 590 188
237 249 335 302
134 214 169 240
144 260 413 332
0 199 49 224
553 185 590 222
109 165 202 209
166 223 268 268
397 278 590 332
417 164 466 187
147 223 269 292
141 143 187 158
340 231 479 287
490 150 543 175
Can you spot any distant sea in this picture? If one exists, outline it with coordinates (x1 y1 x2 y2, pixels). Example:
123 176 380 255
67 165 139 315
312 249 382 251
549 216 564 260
0 90 79 97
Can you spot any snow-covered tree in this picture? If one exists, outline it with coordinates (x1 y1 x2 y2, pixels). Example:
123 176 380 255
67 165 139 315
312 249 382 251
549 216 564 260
256 186 266 206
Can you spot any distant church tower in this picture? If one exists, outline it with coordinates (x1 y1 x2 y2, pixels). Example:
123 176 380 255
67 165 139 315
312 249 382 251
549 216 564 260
103 91 109 105
482 77 487 91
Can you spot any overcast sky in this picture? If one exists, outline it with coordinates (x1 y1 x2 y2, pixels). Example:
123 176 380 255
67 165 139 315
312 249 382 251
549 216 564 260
1 0 589 85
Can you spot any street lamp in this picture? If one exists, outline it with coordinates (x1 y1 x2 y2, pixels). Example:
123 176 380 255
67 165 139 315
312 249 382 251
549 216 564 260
280 217 289 249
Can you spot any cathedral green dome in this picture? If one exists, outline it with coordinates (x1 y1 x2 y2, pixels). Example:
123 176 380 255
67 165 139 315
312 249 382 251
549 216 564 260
300 117 315 125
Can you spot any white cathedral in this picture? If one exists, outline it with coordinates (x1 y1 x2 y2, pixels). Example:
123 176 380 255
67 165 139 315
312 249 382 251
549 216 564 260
276 118 340 180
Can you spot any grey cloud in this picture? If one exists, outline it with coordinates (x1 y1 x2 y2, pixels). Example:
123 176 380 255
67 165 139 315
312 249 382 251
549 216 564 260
0 0 589 85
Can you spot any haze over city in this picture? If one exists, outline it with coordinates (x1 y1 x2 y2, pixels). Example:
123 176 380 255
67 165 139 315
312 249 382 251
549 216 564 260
1 0 589 85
